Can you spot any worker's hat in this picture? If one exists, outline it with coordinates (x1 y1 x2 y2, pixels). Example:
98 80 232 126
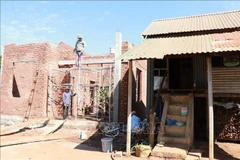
77 34 82 39
65 86 70 90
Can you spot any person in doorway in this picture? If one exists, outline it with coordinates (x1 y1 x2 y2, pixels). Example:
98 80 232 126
73 34 86 68
62 87 76 119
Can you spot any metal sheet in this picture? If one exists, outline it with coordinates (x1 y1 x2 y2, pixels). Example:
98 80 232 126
212 67 240 93
119 31 240 60
142 10 240 36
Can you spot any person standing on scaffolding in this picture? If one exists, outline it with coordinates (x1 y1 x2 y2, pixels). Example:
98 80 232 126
62 86 76 119
73 34 86 68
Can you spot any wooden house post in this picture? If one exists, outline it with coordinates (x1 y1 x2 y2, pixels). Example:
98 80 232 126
207 56 214 160
126 60 133 156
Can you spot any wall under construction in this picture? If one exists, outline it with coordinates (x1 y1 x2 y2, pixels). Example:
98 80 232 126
49 66 114 119
0 42 74 119
0 40 145 122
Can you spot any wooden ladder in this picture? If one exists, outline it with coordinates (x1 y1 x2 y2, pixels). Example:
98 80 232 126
23 70 39 122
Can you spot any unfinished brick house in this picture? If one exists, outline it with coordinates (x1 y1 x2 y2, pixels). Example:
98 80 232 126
1 40 147 122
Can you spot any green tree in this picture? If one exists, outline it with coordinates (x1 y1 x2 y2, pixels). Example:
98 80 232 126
99 86 109 103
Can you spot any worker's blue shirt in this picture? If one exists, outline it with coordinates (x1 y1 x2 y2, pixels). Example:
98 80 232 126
62 91 74 105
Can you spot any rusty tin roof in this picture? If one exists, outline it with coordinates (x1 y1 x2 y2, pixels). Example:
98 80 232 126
119 31 240 60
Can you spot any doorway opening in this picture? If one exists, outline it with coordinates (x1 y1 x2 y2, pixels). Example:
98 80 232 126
169 58 193 89
194 97 207 140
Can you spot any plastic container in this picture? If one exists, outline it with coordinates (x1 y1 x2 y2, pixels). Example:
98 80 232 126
101 137 113 152
181 106 188 116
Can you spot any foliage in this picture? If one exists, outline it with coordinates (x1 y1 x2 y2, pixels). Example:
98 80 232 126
134 143 152 151
99 86 109 103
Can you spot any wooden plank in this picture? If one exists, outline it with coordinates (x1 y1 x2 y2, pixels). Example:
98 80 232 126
157 95 169 142
212 71 240 73
213 80 240 83
213 85 240 88
212 67 240 71
41 120 65 136
0 118 50 136
212 75 240 77
58 60 114 65
149 112 156 147
213 77 240 80
213 90 240 93
213 93 240 97
1 136 60 147
212 70 240 73
213 86 240 89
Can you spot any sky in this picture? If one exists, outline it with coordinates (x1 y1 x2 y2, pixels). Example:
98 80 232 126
1 1 240 56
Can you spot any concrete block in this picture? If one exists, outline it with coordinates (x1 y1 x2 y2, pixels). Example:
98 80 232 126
151 145 187 160
185 149 203 160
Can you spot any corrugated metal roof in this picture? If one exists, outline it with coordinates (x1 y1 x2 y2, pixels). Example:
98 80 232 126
119 31 240 60
142 10 240 36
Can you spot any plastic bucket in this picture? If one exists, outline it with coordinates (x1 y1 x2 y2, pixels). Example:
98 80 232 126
101 137 113 152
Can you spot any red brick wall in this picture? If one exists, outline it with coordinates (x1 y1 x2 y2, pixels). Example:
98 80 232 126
1 40 144 122
132 60 148 120
118 60 148 122
1 43 52 118
119 62 129 122
122 41 134 54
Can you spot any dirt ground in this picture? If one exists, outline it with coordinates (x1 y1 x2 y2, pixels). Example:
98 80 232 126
1 126 113 160
1 123 240 160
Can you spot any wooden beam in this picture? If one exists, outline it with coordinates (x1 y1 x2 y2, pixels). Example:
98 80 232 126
41 120 65 136
126 60 133 156
1 137 60 148
58 59 114 65
1 118 50 136
207 57 214 160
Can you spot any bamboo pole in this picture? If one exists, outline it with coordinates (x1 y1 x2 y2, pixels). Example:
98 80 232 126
126 60 133 156
207 57 214 160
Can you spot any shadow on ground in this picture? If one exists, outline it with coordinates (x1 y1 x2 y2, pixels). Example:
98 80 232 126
71 114 126 152
194 140 239 160
74 129 127 152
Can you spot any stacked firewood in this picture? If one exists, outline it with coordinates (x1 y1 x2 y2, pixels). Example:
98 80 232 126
214 104 240 141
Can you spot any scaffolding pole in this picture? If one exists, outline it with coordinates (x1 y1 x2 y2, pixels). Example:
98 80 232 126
48 66 115 120
76 67 81 120
52 67 113 71
48 68 53 118
109 65 112 122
